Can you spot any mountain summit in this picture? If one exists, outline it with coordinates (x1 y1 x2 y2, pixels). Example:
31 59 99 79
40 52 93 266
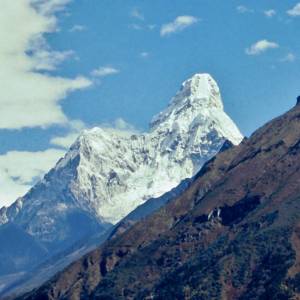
0 73 242 280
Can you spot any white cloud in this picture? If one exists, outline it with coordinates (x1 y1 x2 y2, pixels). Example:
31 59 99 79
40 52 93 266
114 118 136 132
281 53 296 62
50 133 79 148
32 49 76 71
237 5 254 14
69 24 87 32
0 0 92 130
245 39 279 55
287 3 300 16
91 66 120 77
160 15 199 37
264 9 276 18
130 8 144 21
0 149 65 208
31 0 72 15
50 119 85 149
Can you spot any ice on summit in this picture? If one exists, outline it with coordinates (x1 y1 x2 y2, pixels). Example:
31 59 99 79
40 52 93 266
0 73 243 245
150 74 242 145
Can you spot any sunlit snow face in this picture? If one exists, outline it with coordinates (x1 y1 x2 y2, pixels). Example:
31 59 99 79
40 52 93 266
176 74 223 110
1 73 242 232
45 73 242 224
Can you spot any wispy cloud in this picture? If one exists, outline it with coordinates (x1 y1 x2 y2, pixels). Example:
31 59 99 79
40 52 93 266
140 52 150 58
51 133 80 148
148 24 156 30
264 9 276 18
236 5 254 14
128 9 157 32
50 120 85 149
32 50 76 71
130 8 144 21
0 149 65 208
246 40 279 55
160 15 199 37
31 0 72 15
0 0 92 130
287 3 300 16
91 66 120 77
129 23 156 31
69 24 87 32
114 118 137 132
280 53 296 63
129 23 143 31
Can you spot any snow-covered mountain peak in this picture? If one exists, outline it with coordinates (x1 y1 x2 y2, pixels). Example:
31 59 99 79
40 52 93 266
149 73 241 145
179 73 223 109
0 73 243 246
150 74 224 131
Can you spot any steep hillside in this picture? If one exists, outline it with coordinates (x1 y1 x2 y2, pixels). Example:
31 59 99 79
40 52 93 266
21 100 300 300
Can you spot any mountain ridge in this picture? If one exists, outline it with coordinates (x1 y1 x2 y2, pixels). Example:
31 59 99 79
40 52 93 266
0 73 242 233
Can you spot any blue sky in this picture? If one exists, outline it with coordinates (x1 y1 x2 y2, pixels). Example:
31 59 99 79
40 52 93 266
0 0 299 206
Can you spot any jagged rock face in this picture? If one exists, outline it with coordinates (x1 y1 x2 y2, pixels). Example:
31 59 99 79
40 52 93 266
66 74 242 225
0 74 242 248
21 102 300 300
